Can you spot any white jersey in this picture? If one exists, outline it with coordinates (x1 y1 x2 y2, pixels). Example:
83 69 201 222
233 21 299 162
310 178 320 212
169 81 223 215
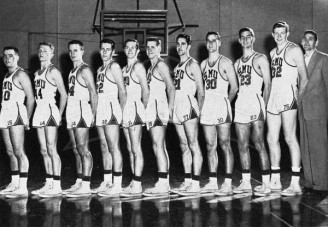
34 64 57 104
1 67 25 108
236 52 263 96
96 60 118 100
203 55 228 97
173 57 197 96
271 42 298 92
68 62 90 102
147 58 167 100
123 61 142 101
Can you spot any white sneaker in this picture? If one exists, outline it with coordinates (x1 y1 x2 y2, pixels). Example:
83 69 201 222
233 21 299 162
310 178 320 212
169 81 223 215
122 181 133 192
215 183 233 196
6 188 28 198
62 182 82 195
178 182 200 196
91 181 112 194
0 183 18 195
66 186 91 198
255 180 282 192
200 182 219 194
254 184 271 197
170 182 191 194
98 184 122 197
39 187 62 198
120 183 142 197
143 182 170 197
233 180 252 194
31 182 52 196
281 185 302 197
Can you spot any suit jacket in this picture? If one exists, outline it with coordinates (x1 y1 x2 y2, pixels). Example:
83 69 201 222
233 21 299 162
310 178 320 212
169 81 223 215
301 50 328 120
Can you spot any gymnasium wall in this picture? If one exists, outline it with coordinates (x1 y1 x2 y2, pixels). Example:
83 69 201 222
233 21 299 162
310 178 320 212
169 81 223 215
0 0 327 74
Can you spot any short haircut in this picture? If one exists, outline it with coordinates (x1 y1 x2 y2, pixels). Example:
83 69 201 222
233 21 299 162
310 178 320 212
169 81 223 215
38 41 55 53
239 27 255 38
3 46 19 55
146 37 161 46
68 40 84 50
206 31 221 41
272 21 289 33
100 39 115 49
303 30 318 41
176 33 191 45
124 39 139 50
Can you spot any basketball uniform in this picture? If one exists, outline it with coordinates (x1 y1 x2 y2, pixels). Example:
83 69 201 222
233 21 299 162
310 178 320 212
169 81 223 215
200 55 232 125
95 61 122 126
145 58 169 129
66 62 93 129
267 42 298 114
0 67 28 128
122 61 146 128
234 53 266 124
173 57 199 124
32 64 61 127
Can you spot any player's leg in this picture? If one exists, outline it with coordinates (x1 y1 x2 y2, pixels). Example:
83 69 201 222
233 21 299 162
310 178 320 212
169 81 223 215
123 127 134 174
170 124 192 193
92 127 112 194
31 127 53 195
266 113 282 191
215 123 233 196
281 110 302 196
201 125 219 193
251 121 271 196
143 126 169 196
6 125 28 197
0 129 19 194
233 123 252 194
120 125 143 196
66 128 92 197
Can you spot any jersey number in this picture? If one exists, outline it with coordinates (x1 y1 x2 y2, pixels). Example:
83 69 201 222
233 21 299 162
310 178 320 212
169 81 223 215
68 86 75 96
205 79 217 90
271 66 282 78
97 83 103 93
3 91 10 101
174 79 181 90
35 88 43 99
240 74 251 86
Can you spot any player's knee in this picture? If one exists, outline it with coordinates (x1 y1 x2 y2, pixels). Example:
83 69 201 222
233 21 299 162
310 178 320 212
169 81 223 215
206 140 217 152
266 134 278 146
284 134 297 146
99 141 108 153
237 138 248 150
219 139 230 151
189 141 201 154
253 137 265 151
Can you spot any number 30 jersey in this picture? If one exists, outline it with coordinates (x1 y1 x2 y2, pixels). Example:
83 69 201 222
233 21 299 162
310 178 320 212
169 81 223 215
203 55 228 98
236 52 263 96
34 64 57 104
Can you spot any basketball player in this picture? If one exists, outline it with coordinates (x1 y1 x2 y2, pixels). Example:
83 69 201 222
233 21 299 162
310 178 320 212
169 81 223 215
63 40 98 197
31 42 67 197
200 31 238 196
266 22 308 196
142 37 175 197
94 39 127 197
0 46 35 198
233 28 271 196
120 39 149 197
170 34 204 196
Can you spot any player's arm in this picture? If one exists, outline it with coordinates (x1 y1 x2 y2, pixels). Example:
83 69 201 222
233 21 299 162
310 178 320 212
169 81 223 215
221 58 238 103
256 55 271 106
157 61 175 119
200 60 206 73
134 62 149 108
17 71 35 124
50 67 68 118
110 62 127 110
189 60 205 111
81 67 98 117
290 45 309 101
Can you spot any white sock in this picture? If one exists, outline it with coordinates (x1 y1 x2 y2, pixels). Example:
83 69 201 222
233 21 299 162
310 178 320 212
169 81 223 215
242 173 251 182
224 178 232 186
19 178 28 189
104 173 112 183
113 176 122 187
12 175 20 186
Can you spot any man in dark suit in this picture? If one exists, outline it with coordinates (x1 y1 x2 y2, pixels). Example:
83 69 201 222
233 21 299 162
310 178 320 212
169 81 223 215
300 30 328 192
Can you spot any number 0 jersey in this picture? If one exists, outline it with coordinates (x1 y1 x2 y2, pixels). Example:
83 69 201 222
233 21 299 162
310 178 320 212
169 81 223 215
68 62 90 102
34 64 57 104
1 67 25 108
236 52 263 96
203 55 228 97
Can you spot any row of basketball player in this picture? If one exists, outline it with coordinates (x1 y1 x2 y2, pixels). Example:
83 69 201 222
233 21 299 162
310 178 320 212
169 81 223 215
1 21 327 199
